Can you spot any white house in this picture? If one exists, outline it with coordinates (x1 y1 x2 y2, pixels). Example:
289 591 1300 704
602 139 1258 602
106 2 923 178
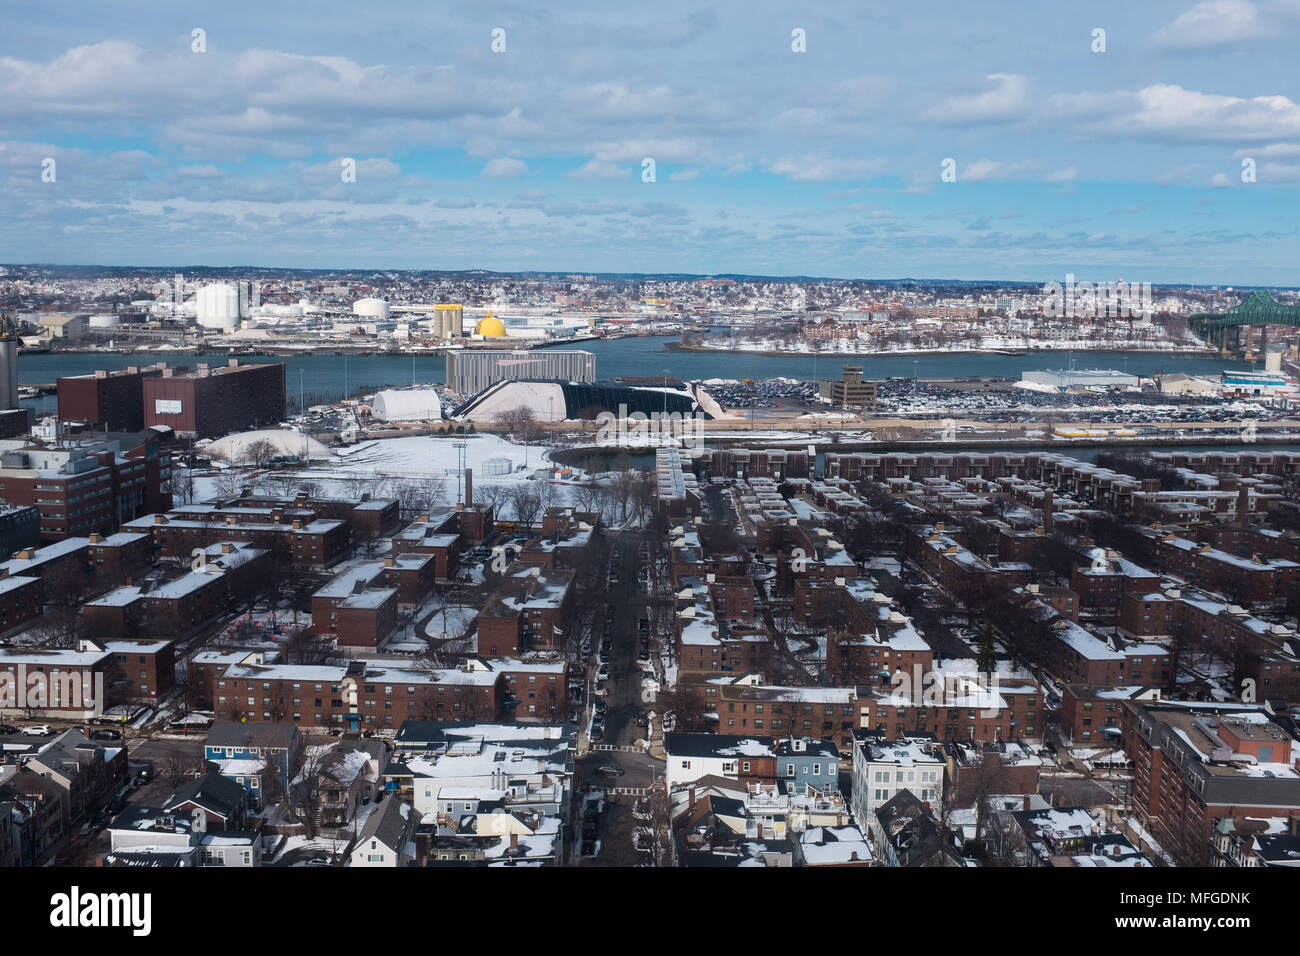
850 736 945 833
663 733 776 788
349 798 417 867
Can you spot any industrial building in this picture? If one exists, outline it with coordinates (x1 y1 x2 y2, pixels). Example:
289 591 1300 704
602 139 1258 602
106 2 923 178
1020 369 1141 392
0 336 29 438
142 360 286 438
446 349 596 398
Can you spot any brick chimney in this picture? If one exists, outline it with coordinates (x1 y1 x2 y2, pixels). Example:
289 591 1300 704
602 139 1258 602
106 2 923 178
1238 482 1250 524
1042 487 1054 533
464 468 473 508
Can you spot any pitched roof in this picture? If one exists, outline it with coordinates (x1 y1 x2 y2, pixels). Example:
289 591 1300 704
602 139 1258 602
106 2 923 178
164 771 246 819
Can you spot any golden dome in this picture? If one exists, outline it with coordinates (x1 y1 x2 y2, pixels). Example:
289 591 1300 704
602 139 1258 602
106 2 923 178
475 314 507 337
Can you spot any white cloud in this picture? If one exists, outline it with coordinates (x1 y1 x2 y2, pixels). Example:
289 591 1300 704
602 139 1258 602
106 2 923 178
570 159 630 180
1152 0 1268 50
482 157 527 178
767 155 887 183
922 74 1029 124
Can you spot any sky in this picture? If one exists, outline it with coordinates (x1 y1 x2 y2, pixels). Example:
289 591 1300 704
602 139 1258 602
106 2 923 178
2 0 1300 284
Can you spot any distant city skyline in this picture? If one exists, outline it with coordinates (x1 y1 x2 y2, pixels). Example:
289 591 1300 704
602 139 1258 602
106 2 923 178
3 1 1300 283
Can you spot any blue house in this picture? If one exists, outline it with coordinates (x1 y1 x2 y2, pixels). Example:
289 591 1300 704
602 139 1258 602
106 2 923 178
203 722 303 811
775 737 841 795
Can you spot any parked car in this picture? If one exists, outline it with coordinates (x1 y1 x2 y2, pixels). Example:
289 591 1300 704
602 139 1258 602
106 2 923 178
590 724 604 741
595 764 626 777
0 724 18 735
90 729 122 741
20 725 52 736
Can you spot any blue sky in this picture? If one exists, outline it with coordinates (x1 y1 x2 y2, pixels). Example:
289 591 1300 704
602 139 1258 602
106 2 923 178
2 0 1300 283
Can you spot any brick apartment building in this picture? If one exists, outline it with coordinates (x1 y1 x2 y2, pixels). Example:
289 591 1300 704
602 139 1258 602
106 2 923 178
142 361 286 438
209 659 507 729
85 532 154 587
1126 703 1300 865
477 565 575 658
84 567 231 640
0 433 172 541
310 561 400 648
1044 619 1170 687
57 366 163 432
124 510 350 570
390 520 462 578
1059 685 1160 745
102 638 176 704
383 553 436 606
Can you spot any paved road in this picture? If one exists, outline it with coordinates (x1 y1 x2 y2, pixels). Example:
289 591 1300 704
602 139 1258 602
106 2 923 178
580 533 664 865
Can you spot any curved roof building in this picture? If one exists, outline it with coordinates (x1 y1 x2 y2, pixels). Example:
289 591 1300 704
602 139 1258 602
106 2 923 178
475 314 507 337
372 387 443 422
455 379 718 423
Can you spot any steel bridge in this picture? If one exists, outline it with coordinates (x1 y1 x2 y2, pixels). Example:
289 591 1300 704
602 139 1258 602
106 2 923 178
1189 289 1300 351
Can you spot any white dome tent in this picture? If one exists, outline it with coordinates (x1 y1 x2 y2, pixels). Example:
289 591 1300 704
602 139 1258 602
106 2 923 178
371 388 443 422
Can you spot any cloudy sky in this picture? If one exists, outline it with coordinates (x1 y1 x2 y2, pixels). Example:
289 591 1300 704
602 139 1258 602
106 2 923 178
3 0 1300 283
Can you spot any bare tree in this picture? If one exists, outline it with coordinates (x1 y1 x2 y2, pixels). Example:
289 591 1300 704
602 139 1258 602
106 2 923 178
508 485 544 532
244 439 276 469
161 747 198 790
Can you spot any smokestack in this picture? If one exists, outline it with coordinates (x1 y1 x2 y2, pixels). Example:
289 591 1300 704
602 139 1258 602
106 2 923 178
464 468 473 508
1238 482 1250 525
1042 487 1054 533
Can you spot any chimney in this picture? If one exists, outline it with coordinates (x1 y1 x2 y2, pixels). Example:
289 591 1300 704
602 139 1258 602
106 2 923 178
221 543 234 554
1023 794 1032 810
1238 482 1250 524
1043 487 1054 532
384 557 394 567
464 469 473 508
509 832 518 850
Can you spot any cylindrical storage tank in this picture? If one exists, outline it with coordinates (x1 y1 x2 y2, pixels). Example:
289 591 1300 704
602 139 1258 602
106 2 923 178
435 304 463 339
1266 348 1284 373
196 283 241 330
0 338 17 410
353 297 390 321
89 314 120 329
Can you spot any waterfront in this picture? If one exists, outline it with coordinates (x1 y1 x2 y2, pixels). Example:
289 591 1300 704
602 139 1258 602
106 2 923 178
16 337 1252 414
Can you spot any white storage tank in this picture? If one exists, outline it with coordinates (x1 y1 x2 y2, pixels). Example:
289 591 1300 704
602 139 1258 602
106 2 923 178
353 297 391 321
196 283 241 329
89 314 120 329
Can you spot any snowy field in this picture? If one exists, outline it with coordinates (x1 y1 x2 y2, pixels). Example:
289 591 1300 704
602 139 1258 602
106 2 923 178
192 433 569 515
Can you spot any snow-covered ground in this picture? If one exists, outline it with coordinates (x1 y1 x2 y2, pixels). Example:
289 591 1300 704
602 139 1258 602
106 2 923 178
192 433 566 513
